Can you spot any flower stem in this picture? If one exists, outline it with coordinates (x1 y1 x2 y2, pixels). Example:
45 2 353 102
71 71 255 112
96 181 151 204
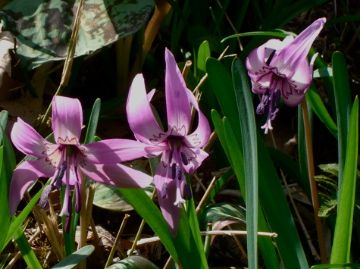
78 179 88 269
104 214 130 268
301 100 327 262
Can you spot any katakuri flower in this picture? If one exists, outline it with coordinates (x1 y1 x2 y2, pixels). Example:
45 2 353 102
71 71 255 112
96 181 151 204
246 17 326 133
126 48 211 233
9 96 152 219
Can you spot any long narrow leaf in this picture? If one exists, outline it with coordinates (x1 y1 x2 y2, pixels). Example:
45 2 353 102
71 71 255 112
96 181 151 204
212 112 279 269
330 98 359 264
332 51 351 183
14 229 42 269
306 86 337 137
231 58 258 269
84 98 101 144
5 187 43 249
116 188 178 262
257 136 309 269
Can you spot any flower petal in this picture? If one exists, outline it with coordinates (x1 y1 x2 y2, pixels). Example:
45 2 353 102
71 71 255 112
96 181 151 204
52 96 83 145
83 139 164 163
184 89 211 148
154 163 179 234
282 60 312 106
9 159 55 214
165 48 191 135
10 117 49 158
271 17 326 77
126 74 166 144
180 147 209 174
80 162 152 188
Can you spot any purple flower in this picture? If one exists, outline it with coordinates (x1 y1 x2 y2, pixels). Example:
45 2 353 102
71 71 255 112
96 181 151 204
9 96 152 217
246 18 326 133
126 48 211 233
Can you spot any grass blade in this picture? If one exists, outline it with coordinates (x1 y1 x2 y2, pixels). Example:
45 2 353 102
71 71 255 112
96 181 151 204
231 58 258 269
332 51 351 183
211 111 280 269
306 86 337 137
84 98 101 144
14 229 42 269
330 98 359 264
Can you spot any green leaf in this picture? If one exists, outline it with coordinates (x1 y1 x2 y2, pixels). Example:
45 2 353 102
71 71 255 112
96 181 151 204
52 245 95 269
206 58 241 137
311 263 360 269
257 136 309 269
211 112 280 269
93 183 153 212
116 188 178 263
4 187 43 251
222 30 287 43
0 146 10 251
106 255 159 269
231 58 258 269
330 98 359 264
2 0 154 69
332 51 351 183
306 86 337 137
84 98 101 144
200 203 246 226
14 230 42 269
197 40 210 73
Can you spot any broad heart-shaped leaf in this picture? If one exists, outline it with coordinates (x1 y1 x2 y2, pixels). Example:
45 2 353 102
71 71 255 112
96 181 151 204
1 0 154 69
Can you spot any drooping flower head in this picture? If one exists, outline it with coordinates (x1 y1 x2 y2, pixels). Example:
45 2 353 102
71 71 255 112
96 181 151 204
10 96 152 222
246 18 326 133
126 48 211 233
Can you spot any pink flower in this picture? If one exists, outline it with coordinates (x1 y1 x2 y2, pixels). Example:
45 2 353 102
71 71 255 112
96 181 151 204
126 48 211 233
246 18 326 133
9 96 152 218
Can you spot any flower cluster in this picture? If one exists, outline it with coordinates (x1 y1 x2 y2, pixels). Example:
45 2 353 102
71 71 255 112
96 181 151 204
9 48 211 234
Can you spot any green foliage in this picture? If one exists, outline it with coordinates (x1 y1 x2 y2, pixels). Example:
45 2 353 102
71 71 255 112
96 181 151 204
330 98 359 264
52 245 95 269
1 0 154 68
106 255 159 269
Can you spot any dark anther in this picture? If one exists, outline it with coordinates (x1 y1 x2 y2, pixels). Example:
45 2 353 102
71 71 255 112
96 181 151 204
265 49 276 65
171 163 177 179
180 180 192 200
180 152 189 165
53 161 67 189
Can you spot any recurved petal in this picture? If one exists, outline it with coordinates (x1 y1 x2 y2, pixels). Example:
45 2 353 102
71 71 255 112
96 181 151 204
184 89 211 148
165 48 191 136
80 162 152 188
83 139 164 164
11 117 49 158
154 163 179 234
271 17 326 77
282 60 312 106
126 74 166 144
52 96 83 145
9 159 55 214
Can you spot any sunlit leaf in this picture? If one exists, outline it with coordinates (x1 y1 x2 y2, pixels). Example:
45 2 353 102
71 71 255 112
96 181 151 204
1 0 154 69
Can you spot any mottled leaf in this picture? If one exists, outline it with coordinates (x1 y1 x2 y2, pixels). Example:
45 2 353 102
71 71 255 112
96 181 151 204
1 0 154 68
